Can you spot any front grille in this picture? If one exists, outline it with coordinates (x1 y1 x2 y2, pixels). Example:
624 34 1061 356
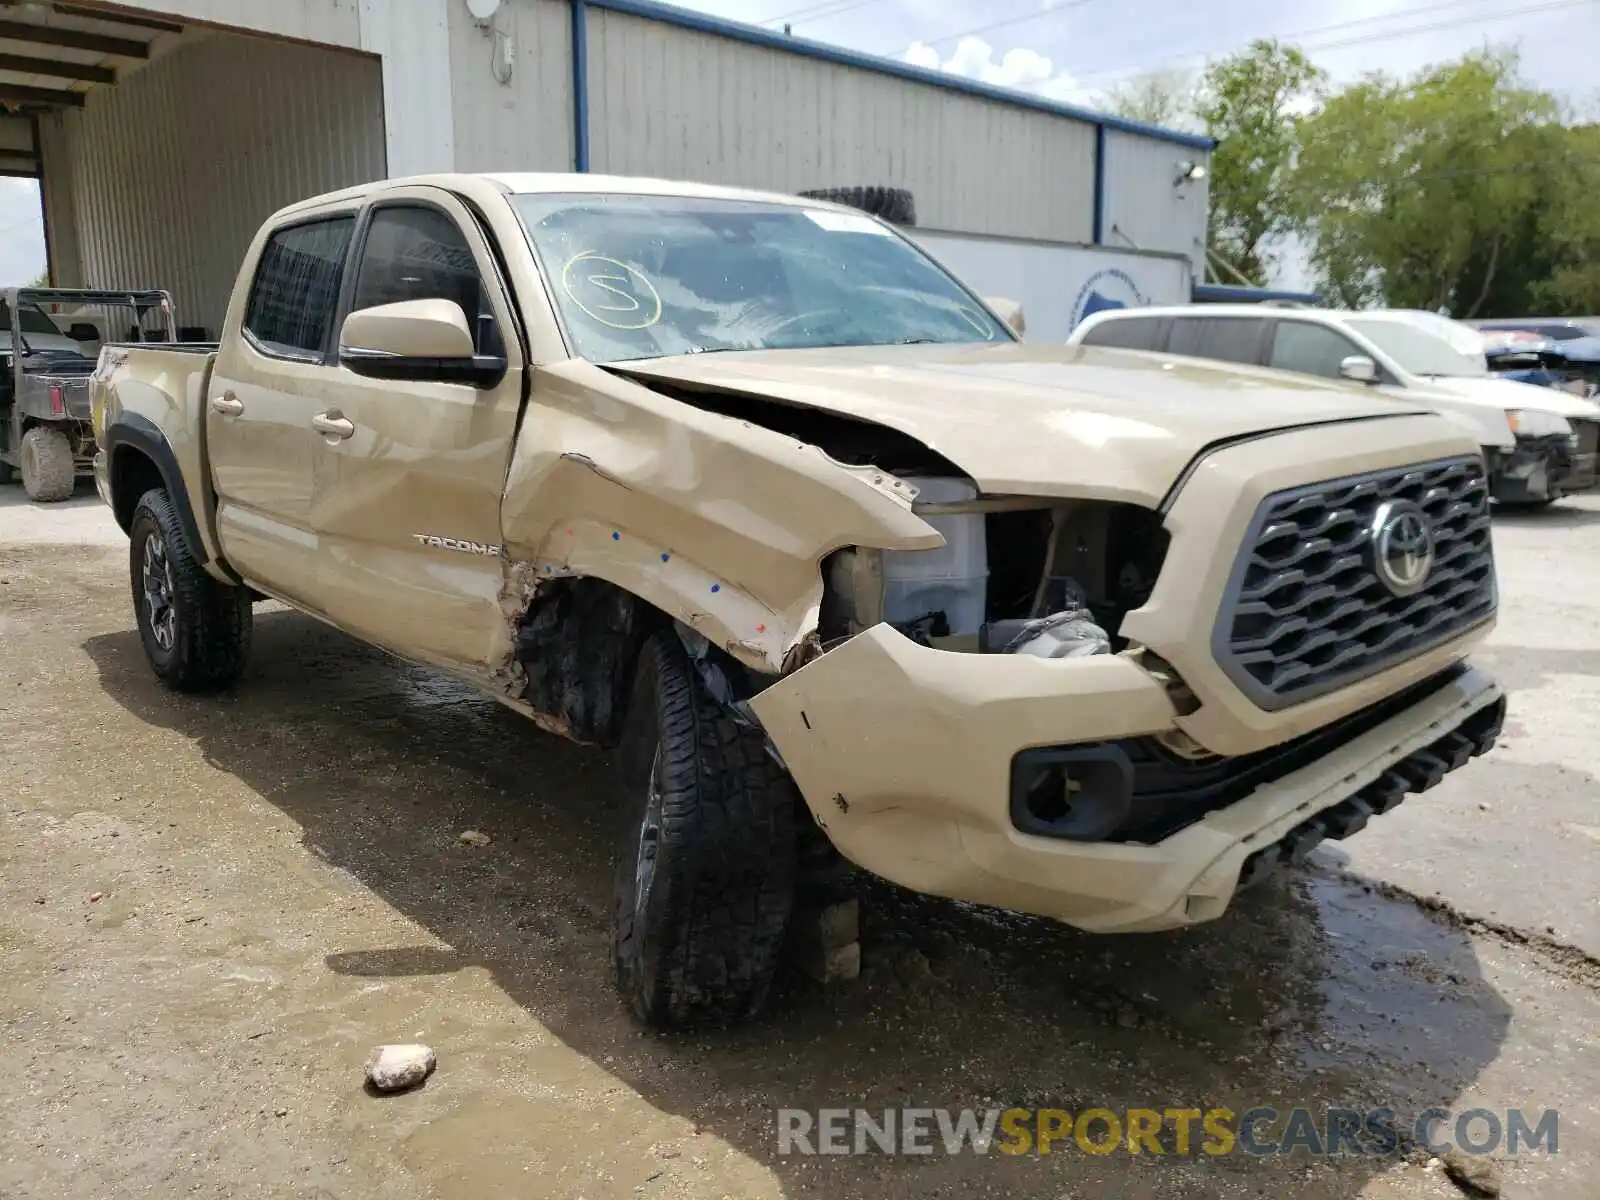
1214 456 1495 710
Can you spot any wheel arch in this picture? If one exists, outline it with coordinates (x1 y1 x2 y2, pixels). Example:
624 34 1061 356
102 413 210 565
509 571 775 751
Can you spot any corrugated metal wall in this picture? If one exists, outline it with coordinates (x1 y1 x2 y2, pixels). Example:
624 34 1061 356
448 0 573 173
38 30 384 334
584 8 1098 243
1100 129 1209 274
362 0 457 176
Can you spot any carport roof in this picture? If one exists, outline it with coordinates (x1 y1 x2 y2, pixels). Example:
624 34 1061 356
0 1 177 113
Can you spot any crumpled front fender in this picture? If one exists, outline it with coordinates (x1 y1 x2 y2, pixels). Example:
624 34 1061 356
499 361 944 673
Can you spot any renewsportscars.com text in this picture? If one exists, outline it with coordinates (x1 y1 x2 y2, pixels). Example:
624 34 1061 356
776 1106 1559 1158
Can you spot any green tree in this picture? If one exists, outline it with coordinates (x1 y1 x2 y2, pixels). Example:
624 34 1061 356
1289 52 1559 315
1102 69 1200 133
1194 41 1326 285
1528 122 1600 313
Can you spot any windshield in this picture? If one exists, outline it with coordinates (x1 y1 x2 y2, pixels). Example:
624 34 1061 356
509 193 1010 362
1346 315 1488 378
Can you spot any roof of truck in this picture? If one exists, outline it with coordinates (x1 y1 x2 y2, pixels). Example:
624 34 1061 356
271 173 858 222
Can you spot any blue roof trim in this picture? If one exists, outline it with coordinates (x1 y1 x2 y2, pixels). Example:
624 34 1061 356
1193 283 1322 305
585 0 1217 152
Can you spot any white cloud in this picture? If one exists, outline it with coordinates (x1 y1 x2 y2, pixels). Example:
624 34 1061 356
902 35 1095 107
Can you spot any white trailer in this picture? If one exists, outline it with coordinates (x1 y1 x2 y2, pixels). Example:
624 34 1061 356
907 229 1194 343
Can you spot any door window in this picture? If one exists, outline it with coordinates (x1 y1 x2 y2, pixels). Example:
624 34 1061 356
1269 321 1365 379
243 217 355 357
1167 317 1264 365
1078 316 1164 350
350 206 503 357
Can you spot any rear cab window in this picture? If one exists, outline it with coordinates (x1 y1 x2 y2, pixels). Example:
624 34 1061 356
243 217 356 359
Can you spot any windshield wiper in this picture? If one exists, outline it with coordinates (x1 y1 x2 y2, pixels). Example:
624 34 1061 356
892 337 940 345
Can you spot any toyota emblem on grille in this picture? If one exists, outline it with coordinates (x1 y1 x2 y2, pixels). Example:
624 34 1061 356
1370 500 1435 596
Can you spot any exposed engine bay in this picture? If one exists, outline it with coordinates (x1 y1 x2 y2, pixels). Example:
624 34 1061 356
819 482 1171 659
610 373 1175 663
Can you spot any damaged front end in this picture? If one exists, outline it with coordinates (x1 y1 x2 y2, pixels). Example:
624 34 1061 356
1489 419 1600 504
817 483 1169 662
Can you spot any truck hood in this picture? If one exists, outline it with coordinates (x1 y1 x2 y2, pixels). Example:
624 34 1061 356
1421 374 1600 421
610 342 1441 506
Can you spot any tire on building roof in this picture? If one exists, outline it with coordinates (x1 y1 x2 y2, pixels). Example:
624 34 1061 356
797 185 916 226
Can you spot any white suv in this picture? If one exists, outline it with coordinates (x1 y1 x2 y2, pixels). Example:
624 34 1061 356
1068 304 1600 507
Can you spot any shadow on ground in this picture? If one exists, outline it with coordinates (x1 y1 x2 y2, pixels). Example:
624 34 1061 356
1491 500 1600 529
0 478 99 512
83 610 1513 1197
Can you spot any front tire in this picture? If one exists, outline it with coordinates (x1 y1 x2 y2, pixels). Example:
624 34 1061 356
129 488 252 692
612 631 796 1028
19 426 75 502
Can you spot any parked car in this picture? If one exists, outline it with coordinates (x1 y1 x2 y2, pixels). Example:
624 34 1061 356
0 288 174 501
1478 327 1600 400
92 174 1504 1026
1068 304 1600 508
1466 316 1600 343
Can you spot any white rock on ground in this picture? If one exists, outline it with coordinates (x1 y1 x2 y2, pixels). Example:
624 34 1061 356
365 1044 437 1093
457 829 491 847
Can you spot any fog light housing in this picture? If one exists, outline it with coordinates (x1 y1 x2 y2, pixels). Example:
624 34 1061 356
1009 745 1134 841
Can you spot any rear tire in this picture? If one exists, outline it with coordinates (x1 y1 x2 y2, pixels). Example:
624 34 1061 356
129 487 252 692
612 631 796 1028
19 426 74 502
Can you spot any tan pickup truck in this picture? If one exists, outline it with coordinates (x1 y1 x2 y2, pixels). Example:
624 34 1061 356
91 173 1505 1027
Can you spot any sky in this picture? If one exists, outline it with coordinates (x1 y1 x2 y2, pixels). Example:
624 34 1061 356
696 0 1599 112
2 0 1595 289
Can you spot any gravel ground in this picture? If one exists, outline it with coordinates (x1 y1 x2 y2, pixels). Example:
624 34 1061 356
1 485 1597 1199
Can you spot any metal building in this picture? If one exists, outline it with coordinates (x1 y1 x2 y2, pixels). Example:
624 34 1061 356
5 0 1212 340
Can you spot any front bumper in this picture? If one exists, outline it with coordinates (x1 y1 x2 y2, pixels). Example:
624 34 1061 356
1491 424 1599 502
750 629 1503 932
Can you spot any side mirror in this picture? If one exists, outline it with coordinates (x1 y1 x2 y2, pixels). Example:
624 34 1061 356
1339 354 1379 384
985 296 1026 336
67 323 99 342
338 298 506 387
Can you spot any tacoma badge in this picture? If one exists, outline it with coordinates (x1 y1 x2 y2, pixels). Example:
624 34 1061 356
411 534 503 556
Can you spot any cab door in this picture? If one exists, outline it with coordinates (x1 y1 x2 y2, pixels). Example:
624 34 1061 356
308 189 528 676
208 213 356 610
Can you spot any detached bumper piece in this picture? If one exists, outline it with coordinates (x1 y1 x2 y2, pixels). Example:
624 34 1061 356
1493 424 1599 502
1237 694 1506 890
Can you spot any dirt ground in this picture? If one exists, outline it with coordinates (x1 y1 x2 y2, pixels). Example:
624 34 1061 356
2 487 1597 1200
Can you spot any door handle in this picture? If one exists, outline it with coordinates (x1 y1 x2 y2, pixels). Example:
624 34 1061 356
209 392 243 416
311 411 355 440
